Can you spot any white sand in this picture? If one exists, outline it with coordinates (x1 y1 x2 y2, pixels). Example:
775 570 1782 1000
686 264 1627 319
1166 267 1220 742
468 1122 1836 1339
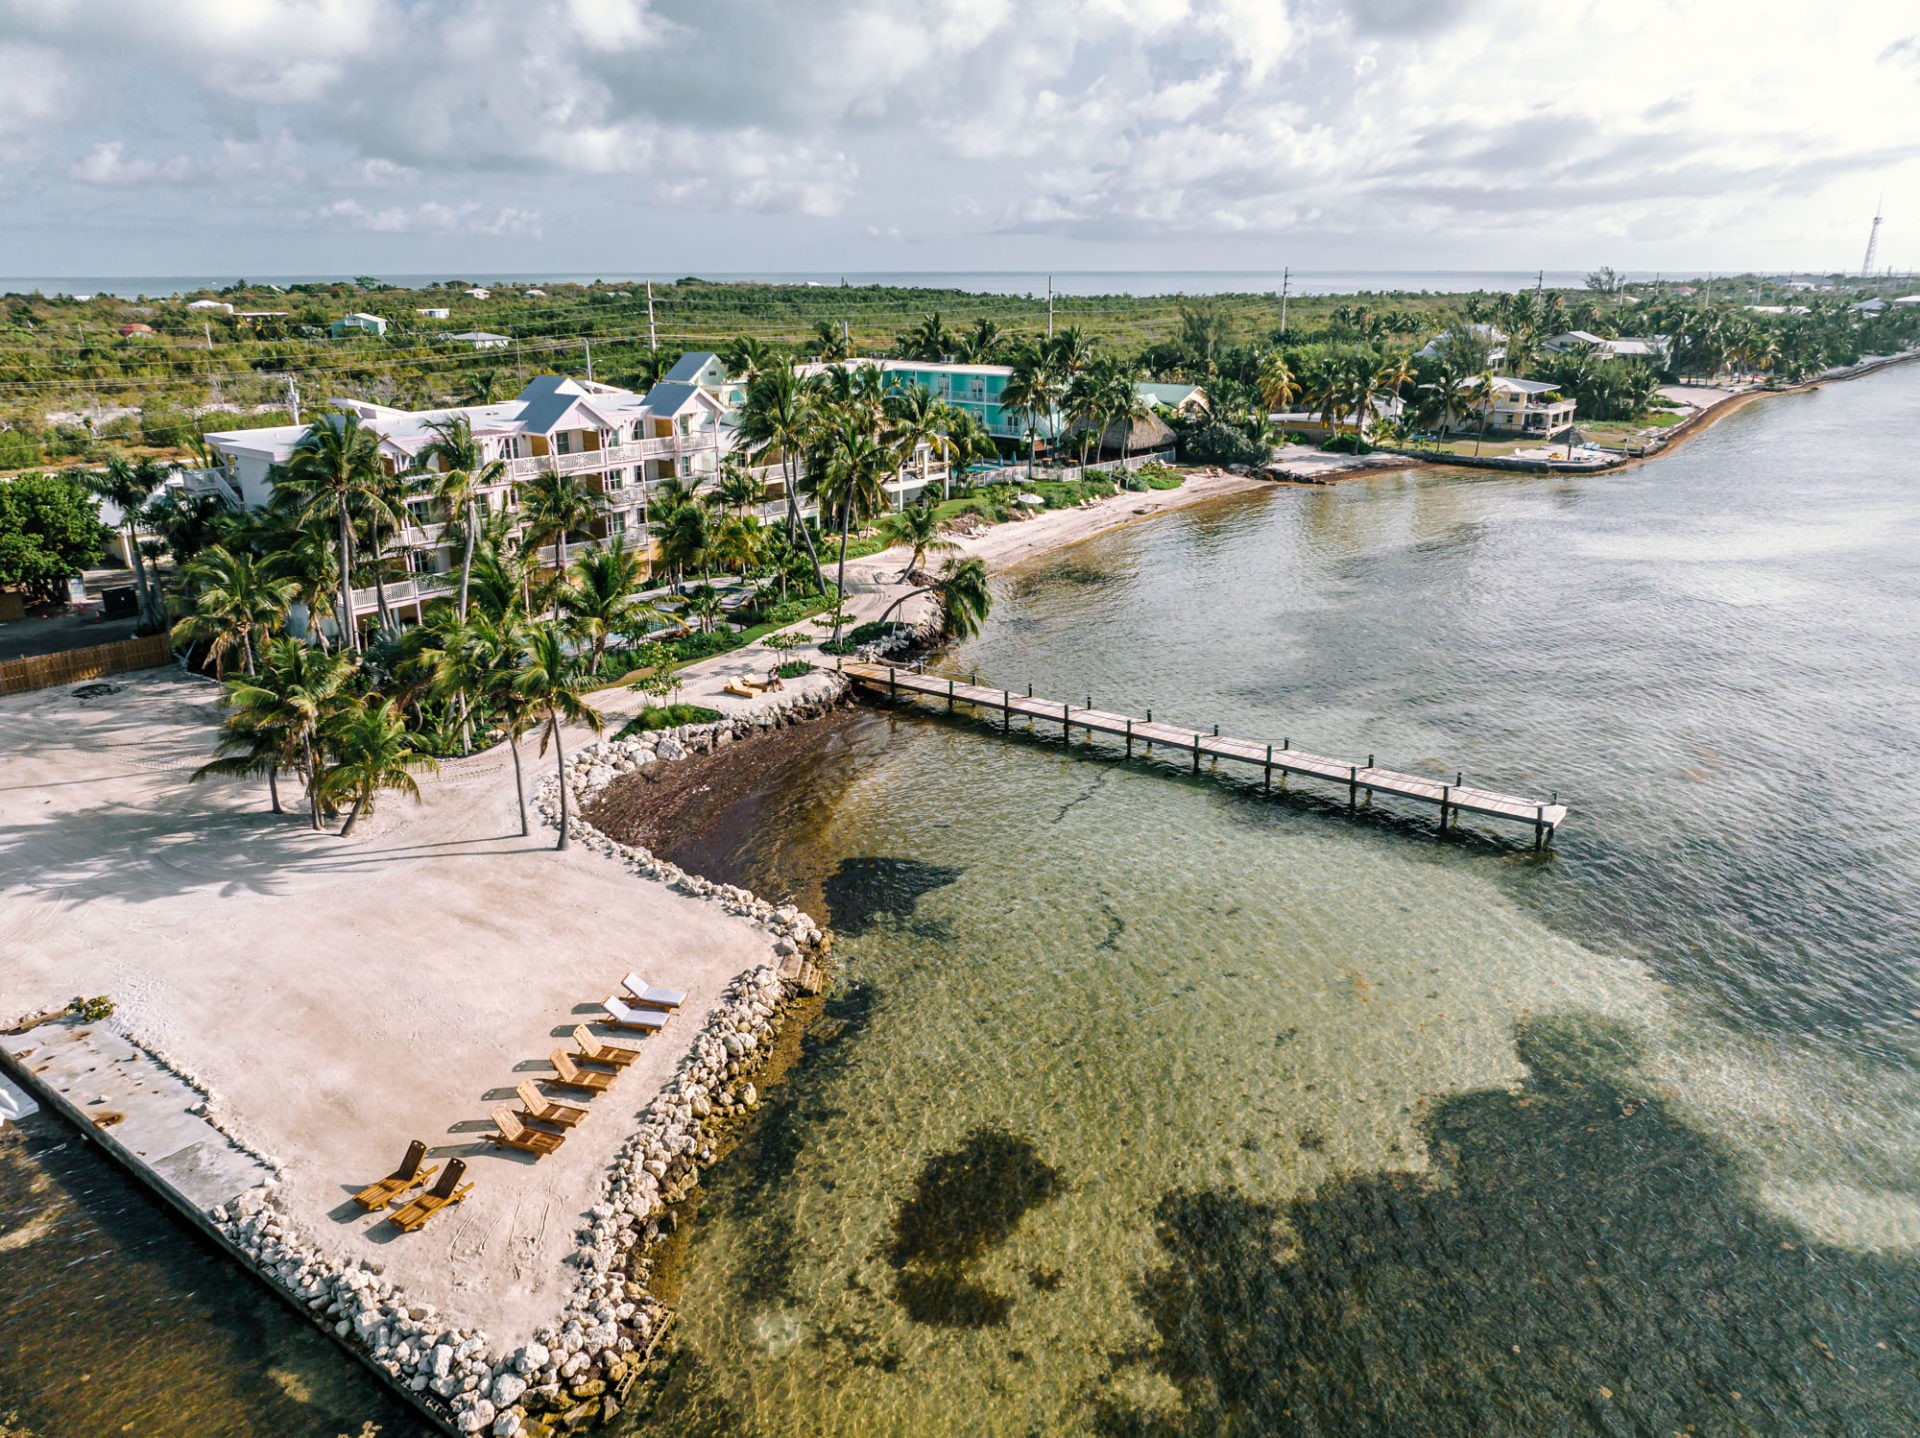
0 668 793 1345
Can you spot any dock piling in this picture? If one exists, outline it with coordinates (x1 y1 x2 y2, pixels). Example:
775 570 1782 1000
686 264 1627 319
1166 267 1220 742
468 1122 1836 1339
838 663 1567 845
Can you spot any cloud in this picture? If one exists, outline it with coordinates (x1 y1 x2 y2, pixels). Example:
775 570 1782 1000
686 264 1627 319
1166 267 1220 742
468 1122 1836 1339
1 0 1918 268
317 199 543 237
70 142 196 185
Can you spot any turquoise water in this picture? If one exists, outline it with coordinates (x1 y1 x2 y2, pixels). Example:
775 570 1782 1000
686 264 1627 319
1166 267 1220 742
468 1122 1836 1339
641 367 1920 1434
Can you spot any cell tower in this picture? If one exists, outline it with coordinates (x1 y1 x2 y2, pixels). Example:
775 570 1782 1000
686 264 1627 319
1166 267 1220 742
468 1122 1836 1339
1860 197 1882 276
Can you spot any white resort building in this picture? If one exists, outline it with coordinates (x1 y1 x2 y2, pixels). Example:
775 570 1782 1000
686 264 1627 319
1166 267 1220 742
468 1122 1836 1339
197 357 956 627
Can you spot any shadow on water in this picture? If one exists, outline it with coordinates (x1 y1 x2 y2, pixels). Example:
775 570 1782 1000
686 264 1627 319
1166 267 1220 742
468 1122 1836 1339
1096 1014 1920 1438
0 1121 429 1438
884 1126 1067 1329
819 856 965 937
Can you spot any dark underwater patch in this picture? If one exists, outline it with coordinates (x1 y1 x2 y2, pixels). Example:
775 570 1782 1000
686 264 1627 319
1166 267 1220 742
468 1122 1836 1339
886 1126 1067 1328
1098 1013 1920 1437
821 856 964 936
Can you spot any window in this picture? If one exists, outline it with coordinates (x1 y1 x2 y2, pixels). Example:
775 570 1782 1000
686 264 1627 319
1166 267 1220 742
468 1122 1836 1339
555 431 573 455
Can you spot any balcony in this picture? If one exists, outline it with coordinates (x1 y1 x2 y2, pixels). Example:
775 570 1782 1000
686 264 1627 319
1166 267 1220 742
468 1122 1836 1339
350 572 457 615
501 430 724 482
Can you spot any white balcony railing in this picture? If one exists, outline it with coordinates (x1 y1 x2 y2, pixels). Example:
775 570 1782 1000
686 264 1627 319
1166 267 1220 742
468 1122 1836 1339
500 431 724 482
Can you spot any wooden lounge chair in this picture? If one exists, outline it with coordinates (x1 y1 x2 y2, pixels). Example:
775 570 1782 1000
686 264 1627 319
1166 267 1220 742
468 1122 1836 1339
723 680 757 699
386 1158 471 1233
548 1048 616 1094
602 994 671 1033
572 1025 643 1069
620 973 687 1010
516 1078 588 1129
491 1107 564 1156
352 1139 437 1211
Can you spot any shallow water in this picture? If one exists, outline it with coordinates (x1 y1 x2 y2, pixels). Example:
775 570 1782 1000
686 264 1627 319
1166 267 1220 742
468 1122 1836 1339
3 369 1918 1436
641 367 1920 1435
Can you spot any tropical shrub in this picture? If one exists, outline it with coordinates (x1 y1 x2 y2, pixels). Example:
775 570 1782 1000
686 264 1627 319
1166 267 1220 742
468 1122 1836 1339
1177 422 1271 467
617 703 721 736
774 659 813 679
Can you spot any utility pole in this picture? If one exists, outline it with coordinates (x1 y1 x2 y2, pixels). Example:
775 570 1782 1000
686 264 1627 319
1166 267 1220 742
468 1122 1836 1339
645 280 658 351
843 318 850 352
584 338 594 382
204 321 214 350
1704 272 1713 305
286 373 301 426
1861 197 1883 277
1278 266 1290 334
1046 274 1054 339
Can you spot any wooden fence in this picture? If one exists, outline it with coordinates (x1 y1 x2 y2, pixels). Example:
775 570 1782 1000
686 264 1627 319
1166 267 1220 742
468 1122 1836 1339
0 633 175 697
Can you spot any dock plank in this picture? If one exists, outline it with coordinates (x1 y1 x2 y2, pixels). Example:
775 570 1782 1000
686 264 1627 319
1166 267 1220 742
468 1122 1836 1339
840 660 1567 844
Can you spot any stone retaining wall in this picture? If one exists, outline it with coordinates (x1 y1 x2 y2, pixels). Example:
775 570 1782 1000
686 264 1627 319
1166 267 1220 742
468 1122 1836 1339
191 682 848 1437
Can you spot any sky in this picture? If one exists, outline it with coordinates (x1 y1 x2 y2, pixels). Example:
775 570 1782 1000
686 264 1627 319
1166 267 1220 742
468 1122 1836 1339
0 0 1916 280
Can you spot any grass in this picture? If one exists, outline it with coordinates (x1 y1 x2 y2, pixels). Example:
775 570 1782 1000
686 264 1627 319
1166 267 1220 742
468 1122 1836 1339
587 594 838 692
616 703 722 737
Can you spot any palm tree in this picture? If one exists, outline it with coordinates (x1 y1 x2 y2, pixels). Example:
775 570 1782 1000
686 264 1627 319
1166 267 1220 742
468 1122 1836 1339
810 320 851 361
521 471 602 576
899 312 950 362
88 455 166 629
818 413 894 642
711 512 767 576
1460 370 1499 455
460 369 508 406
710 457 763 516
1256 351 1298 413
319 696 437 837
881 503 956 577
517 621 604 851
1101 365 1152 466
872 556 991 639
197 636 356 828
735 365 828 593
564 537 664 671
412 414 506 619
273 412 387 653
170 545 297 677
356 463 409 636
683 584 725 635
954 318 1008 364
1002 346 1063 479
721 335 777 381
884 384 960 499
657 503 710 592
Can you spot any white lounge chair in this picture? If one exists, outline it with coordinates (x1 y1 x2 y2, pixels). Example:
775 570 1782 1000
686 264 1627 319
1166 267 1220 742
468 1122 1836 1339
620 973 686 1010
603 994 670 1033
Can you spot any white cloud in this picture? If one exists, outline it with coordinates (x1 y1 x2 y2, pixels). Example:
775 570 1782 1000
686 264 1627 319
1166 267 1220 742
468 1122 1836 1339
1 0 1917 268
70 141 195 185
317 199 543 237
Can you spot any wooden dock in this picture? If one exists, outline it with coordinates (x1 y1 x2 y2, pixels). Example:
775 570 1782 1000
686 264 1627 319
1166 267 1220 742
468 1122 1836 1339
837 659 1569 848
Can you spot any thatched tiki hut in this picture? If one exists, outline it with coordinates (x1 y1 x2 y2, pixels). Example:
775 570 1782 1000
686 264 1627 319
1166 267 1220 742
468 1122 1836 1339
1068 410 1176 464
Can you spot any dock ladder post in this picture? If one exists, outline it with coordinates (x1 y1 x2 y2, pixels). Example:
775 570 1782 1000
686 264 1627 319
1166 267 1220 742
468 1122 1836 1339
1002 689 1011 732
1348 765 1358 809
1533 805 1546 851
947 676 954 710
1264 743 1272 789
1192 733 1201 773
888 666 896 695
1440 785 1450 834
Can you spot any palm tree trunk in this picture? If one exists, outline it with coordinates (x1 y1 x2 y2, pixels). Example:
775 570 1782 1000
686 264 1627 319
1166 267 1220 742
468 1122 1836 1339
304 737 323 830
336 504 358 653
788 455 828 595
509 731 528 836
553 718 569 851
833 503 852 644
123 521 152 620
371 513 394 634
267 764 282 815
340 789 369 837
458 500 477 619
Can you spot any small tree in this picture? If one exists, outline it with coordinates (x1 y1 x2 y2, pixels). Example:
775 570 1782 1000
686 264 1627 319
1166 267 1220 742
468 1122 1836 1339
319 696 438 837
0 471 113 605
